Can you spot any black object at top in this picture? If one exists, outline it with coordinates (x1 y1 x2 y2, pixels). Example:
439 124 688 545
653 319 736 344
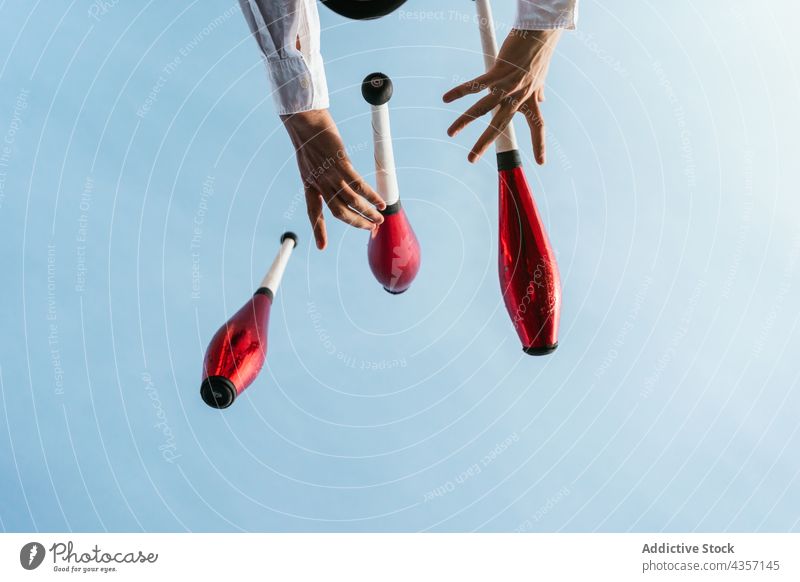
362 72 393 106
321 0 407 20
280 231 298 248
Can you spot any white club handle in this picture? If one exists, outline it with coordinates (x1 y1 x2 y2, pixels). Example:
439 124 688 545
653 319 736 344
474 0 518 153
371 104 400 206
259 233 297 295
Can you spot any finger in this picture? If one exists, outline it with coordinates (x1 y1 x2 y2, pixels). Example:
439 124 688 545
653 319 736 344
525 98 546 165
442 73 491 103
305 187 327 250
468 105 516 163
343 167 386 211
328 199 377 231
340 181 384 225
447 93 501 137
536 87 546 102
324 183 378 231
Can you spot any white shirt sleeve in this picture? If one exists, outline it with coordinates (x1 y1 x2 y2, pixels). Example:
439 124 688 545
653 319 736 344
238 0 329 115
515 0 578 30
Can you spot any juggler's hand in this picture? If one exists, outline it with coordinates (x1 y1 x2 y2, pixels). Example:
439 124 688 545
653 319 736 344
282 109 386 250
444 29 562 165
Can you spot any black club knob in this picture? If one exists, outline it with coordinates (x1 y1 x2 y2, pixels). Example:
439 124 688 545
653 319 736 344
362 72 393 106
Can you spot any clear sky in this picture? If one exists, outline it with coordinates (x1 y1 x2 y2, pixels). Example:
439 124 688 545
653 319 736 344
1 0 799 532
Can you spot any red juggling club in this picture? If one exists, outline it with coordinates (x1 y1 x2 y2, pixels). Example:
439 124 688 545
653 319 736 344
475 0 562 354
362 72 421 294
200 232 298 408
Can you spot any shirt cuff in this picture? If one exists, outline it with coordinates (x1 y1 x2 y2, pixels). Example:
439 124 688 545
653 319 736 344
515 1 578 30
266 52 330 116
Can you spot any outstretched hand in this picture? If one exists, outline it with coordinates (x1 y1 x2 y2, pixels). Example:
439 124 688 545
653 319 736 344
443 29 561 164
282 109 385 250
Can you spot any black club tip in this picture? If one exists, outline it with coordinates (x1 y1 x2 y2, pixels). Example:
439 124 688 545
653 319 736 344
200 376 237 409
280 231 298 248
523 343 558 356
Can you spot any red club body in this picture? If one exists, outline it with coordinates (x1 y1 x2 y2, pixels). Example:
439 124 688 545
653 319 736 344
367 202 421 294
200 290 272 408
497 151 561 354
200 232 297 408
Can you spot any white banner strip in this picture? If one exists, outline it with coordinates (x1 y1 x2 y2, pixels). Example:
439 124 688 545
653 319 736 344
1 533 797 581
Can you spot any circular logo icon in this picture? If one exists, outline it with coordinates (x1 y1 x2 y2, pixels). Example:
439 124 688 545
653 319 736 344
20 542 46 570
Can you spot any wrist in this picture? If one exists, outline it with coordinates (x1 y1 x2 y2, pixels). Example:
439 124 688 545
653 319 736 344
508 28 561 56
281 108 331 128
281 109 335 145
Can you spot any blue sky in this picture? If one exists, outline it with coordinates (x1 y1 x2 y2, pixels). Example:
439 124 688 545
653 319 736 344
1 0 799 532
